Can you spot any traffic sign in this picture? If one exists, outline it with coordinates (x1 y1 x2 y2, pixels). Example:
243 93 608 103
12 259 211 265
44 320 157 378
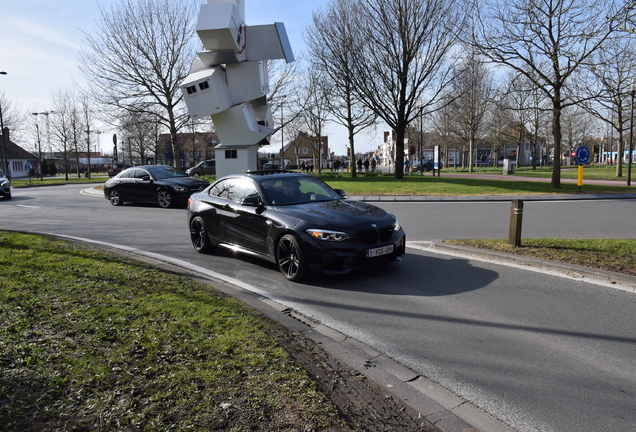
575 146 591 165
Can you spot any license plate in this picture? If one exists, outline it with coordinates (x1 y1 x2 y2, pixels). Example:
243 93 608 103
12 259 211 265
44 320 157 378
366 244 394 258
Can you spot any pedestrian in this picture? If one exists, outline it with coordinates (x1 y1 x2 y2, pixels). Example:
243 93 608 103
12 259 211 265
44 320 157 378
364 159 370 172
357 158 363 171
370 158 376 173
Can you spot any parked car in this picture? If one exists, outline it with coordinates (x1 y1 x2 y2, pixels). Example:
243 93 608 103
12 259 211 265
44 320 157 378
412 159 439 172
104 165 209 208
0 169 11 200
187 171 405 281
186 160 216 176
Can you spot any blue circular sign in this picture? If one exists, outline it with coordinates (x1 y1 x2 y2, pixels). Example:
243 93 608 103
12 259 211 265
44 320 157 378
575 146 591 165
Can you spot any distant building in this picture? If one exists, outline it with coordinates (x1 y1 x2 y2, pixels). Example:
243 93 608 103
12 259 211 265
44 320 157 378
280 132 329 168
0 128 37 177
156 132 220 168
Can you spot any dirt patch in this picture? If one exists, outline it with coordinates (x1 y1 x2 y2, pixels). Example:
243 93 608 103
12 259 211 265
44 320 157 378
272 326 435 432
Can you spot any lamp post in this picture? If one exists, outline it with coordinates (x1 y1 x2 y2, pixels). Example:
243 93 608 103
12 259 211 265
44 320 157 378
280 95 286 169
85 130 102 179
31 111 55 154
628 79 636 186
0 71 8 176
32 111 56 178
418 104 424 176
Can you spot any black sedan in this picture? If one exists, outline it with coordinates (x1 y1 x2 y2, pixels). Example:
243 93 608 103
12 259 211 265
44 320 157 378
104 165 209 208
187 171 405 281
0 169 10 200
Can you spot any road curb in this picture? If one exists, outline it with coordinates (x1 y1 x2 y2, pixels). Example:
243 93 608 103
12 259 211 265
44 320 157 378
349 193 636 202
421 241 636 291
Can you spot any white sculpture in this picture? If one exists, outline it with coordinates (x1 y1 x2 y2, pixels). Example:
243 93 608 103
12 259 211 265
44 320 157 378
181 0 294 177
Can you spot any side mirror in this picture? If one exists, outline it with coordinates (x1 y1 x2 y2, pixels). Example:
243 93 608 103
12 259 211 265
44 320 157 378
335 189 346 198
242 195 263 208
141 175 151 181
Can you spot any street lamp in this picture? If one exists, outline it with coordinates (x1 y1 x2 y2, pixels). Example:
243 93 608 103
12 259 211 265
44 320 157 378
628 78 636 186
32 111 56 155
418 104 424 176
0 71 8 176
280 95 286 169
85 130 102 179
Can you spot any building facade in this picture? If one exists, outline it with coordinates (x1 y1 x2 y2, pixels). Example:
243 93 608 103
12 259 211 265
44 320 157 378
156 132 220 168
0 128 37 178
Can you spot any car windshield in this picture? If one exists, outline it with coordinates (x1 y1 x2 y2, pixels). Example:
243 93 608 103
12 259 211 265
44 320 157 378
146 166 188 179
260 175 342 206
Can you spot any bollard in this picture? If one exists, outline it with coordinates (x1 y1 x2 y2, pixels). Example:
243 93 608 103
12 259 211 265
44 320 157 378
509 199 523 247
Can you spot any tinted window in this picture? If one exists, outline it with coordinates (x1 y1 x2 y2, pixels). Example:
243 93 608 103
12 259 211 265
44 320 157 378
146 166 187 179
117 169 135 179
228 179 258 203
209 179 231 199
132 169 149 179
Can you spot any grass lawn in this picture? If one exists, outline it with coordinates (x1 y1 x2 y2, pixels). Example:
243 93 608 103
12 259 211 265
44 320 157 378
446 238 636 276
0 231 349 431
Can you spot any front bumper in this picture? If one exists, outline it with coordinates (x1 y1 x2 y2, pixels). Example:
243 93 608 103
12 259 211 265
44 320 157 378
302 230 406 275
0 184 10 197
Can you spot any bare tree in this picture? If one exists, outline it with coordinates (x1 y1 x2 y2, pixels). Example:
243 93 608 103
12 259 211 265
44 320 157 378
120 112 158 165
0 90 23 141
27 113 46 180
472 0 618 188
50 90 79 181
349 0 463 179
298 69 331 174
266 59 305 168
448 49 493 171
432 92 462 168
561 106 592 162
79 0 199 169
611 0 636 33
484 93 515 168
584 35 636 177
306 0 377 177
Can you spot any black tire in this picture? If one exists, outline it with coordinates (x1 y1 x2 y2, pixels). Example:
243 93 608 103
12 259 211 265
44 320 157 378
190 216 215 253
277 234 309 282
108 189 123 206
156 190 173 208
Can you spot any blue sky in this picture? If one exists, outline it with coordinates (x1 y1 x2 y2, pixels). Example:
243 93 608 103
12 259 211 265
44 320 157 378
0 0 381 154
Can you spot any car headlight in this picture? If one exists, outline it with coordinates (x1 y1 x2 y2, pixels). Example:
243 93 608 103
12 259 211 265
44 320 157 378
393 218 401 232
171 186 188 193
306 229 350 242
0 180 8 187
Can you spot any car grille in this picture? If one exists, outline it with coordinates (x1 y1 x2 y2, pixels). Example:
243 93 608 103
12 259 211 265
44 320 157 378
355 226 395 245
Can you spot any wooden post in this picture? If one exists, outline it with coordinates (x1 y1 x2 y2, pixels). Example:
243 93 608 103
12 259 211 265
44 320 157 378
509 199 523 247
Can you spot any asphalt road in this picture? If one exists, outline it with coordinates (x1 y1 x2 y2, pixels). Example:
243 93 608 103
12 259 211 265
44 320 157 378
1 184 635 432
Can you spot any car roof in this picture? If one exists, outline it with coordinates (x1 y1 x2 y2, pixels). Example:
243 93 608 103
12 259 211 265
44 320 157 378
218 171 314 183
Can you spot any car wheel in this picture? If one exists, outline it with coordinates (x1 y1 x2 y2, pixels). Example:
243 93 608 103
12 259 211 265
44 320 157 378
156 190 173 208
190 216 215 253
277 234 309 282
108 189 123 206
